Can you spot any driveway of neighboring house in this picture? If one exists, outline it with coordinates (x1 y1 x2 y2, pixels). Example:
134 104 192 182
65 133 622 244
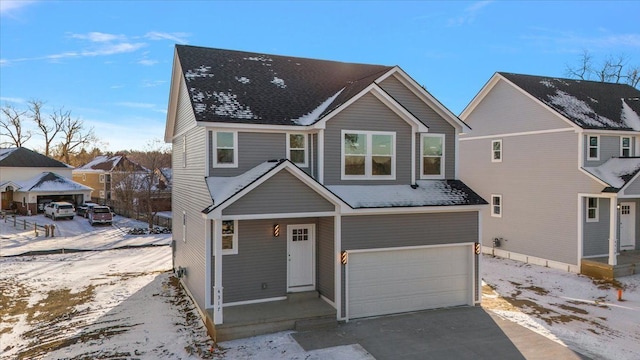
291 306 589 360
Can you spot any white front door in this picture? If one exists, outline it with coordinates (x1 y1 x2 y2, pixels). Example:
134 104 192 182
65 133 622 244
620 202 636 250
287 224 315 292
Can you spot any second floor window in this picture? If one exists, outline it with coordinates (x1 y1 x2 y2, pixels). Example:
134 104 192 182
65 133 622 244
213 131 237 167
342 130 395 179
421 134 445 179
99 174 105 183
587 135 599 161
621 137 632 157
492 139 502 162
287 133 307 167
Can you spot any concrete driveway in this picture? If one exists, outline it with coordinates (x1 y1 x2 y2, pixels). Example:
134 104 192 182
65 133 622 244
291 306 589 360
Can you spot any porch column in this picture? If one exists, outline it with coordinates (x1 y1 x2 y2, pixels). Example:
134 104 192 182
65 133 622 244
608 198 618 266
318 129 324 183
213 218 224 324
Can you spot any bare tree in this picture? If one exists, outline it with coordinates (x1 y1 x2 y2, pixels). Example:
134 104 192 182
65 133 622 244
627 66 640 88
0 104 31 147
565 49 592 80
111 158 147 218
55 115 98 164
137 140 172 229
566 50 639 88
29 99 64 157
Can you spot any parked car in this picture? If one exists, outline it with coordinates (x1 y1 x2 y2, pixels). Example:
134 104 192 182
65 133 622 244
76 202 98 218
88 205 113 225
44 202 75 220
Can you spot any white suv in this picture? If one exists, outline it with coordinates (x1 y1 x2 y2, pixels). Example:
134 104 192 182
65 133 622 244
44 202 75 220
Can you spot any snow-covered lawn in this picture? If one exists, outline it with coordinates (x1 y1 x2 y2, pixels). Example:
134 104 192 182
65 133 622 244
482 255 640 360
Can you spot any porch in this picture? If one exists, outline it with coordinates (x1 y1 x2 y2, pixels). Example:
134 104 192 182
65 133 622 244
581 250 640 279
211 291 337 342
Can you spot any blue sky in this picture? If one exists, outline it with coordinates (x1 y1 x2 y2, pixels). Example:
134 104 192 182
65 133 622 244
1 0 639 152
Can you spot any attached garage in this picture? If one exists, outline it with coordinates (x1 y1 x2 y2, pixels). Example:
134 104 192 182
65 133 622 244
346 244 473 319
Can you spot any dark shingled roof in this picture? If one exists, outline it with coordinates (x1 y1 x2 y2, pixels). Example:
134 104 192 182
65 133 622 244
176 45 394 125
0 147 70 168
76 154 147 172
500 72 640 130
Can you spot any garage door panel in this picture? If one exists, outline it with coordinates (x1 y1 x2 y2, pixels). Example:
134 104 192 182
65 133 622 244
348 246 472 319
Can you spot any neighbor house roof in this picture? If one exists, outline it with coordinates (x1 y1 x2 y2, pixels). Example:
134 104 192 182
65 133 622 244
175 45 394 125
15 172 93 192
76 155 147 172
203 160 486 213
499 73 640 130
0 147 70 168
583 157 640 192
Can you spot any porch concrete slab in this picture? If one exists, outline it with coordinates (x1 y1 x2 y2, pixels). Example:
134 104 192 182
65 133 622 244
291 306 589 360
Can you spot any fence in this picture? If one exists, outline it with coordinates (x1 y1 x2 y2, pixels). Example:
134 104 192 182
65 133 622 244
2 213 59 237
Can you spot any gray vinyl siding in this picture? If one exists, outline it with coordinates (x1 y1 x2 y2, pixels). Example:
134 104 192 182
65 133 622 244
174 76 196 135
323 93 412 185
583 135 621 167
460 131 605 266
462 79 573 138
209 131 286 176
222 170 335 216
623 175 640 195
379 75 456 179
171 112 210 312
340 212 478 318
221 217 327 303
317 217 334 302
583 198 611 256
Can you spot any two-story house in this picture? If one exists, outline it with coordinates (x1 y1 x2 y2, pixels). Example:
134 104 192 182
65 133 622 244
0 147 92 214
460 72 640 278
165 45 486 340
73 154 147 203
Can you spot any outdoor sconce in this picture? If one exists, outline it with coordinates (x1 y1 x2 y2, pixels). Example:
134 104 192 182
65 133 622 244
341 251 348 265
273 224 280 237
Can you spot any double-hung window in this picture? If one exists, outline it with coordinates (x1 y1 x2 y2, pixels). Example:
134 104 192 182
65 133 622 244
587 198 598 222
342 130 395 179
587 135 599 161
621 137 632 157
213 131 237 167
491 194 502 218
221 220 238 255
492 139 502 162
421 134 445 179
287 133 308 167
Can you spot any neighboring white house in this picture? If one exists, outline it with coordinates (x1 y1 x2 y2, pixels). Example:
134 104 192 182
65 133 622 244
459 72 640 277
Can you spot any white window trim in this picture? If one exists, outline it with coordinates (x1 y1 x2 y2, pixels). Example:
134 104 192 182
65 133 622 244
420 133 445 179
99 190 105 199
491 194 502 218
587 135 600 161
82 173 86 181
212 131 238 168
222 220 238 255
586 197 599 222
341 130 396 180
99 174 105 183
287 133 308 167
491 139 502 163
621 136 632 157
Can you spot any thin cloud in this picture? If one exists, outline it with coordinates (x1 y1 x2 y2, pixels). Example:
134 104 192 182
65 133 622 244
0 97 26 104
142 80 166 88
0 0 37 16
447 0 493 27
138 59 158 66
522 29 640 53
70 32 126 42
116 102 156 109
144 31 189 44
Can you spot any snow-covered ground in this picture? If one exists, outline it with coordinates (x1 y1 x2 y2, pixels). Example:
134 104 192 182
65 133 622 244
2 214 639 359
482 256 640 360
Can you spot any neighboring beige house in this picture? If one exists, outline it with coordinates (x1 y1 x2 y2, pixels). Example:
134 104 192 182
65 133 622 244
73 154 147 202
0 147 92 214
459 72 640 278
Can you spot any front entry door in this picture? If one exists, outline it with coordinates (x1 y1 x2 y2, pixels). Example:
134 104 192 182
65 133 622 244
287 224 315 292
620 202 636 250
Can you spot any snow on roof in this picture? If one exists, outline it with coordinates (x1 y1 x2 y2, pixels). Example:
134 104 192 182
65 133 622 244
583 158 640 189
15 172 93 192
622 99 640 131
547 90 620 129
328 180 484 208
292 88 344 126
77 155 120 170
204 161 282 212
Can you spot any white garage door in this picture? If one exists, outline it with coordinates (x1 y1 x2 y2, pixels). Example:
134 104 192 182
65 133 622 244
347 245 472 319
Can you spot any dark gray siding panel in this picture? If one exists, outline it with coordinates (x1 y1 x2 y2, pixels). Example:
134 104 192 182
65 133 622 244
223 170 335 216
583 198 610 256
317 217 334 301
584 135 619 167
323 93 413 185
624 176 640 195
379 76 456 179
342 212 478 250
210 132 286 177
222 218 320 303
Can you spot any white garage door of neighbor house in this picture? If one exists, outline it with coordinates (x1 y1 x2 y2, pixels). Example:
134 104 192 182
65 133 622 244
347 245 472 319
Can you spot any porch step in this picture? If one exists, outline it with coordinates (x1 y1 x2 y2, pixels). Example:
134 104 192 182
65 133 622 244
294 315 337 332
287 290 320 302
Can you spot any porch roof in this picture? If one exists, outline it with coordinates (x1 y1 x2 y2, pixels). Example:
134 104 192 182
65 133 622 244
15 172 93 193
582 157 640 192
